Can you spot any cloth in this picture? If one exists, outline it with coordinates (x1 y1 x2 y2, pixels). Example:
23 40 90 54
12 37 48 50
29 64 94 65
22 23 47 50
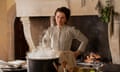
41 25 88 52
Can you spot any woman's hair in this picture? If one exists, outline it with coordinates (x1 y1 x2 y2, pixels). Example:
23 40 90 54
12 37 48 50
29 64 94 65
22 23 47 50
54 7 71 21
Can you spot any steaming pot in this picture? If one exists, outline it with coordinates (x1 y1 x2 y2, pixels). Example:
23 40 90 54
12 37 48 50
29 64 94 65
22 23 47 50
27 58 58 72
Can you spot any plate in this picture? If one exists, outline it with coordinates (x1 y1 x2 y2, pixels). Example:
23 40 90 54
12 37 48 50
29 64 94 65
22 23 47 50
77 62 94 66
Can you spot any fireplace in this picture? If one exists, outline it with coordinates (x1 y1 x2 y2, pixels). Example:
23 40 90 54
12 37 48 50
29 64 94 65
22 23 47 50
14 16 112 63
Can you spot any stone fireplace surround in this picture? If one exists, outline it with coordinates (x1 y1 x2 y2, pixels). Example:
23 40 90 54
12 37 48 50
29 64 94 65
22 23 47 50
15 0 101 60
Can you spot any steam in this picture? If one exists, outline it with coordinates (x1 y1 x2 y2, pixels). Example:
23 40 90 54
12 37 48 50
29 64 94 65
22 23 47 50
27 45 60 59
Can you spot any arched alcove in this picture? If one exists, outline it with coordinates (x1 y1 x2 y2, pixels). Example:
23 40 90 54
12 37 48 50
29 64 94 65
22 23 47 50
14 17 29 59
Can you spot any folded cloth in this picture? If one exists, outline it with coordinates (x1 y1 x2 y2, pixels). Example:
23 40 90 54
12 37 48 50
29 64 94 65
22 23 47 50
8 60 26 68
0 60 15 68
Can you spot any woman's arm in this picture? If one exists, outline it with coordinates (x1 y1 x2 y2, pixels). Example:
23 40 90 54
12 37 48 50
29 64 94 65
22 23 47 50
71 27 88 57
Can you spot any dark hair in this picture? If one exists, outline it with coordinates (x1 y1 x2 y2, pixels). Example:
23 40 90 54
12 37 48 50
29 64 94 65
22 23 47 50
55 7 71 21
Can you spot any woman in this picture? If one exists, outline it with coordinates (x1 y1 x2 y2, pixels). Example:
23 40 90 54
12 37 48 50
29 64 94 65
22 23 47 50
42 7 88 58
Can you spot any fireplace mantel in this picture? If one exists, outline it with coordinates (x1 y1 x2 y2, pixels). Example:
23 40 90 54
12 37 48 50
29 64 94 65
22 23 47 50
15 0 99 17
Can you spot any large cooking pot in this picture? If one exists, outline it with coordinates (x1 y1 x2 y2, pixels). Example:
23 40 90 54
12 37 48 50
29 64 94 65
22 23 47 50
27 58 58 72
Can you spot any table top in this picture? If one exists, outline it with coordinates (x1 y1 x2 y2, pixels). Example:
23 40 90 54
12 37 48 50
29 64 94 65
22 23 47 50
100 64 120 72
1 68 27 71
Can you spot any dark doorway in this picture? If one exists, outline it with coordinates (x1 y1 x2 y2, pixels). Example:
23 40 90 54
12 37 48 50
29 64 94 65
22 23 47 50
14 17 29 60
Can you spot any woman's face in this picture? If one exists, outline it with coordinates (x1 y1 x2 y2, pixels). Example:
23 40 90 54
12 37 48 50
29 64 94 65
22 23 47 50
55 11 67 27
